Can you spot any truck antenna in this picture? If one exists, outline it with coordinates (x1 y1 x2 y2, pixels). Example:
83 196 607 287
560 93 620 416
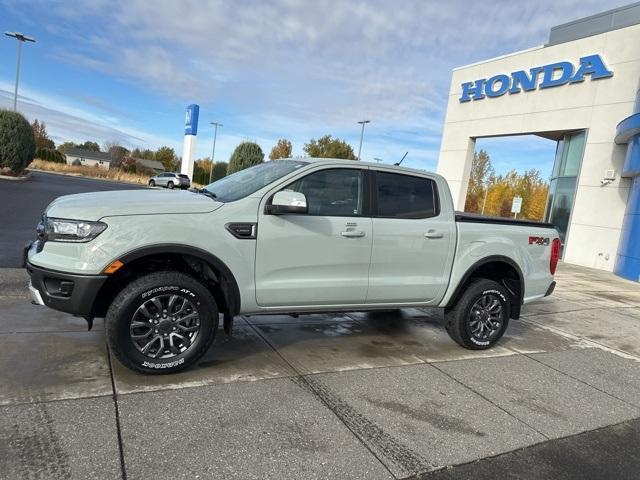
394 152 408 166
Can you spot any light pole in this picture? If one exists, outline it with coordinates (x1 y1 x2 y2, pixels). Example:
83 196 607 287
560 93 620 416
207 122 223 184
357 120 370 161
481 180 491 214
4 32 35 112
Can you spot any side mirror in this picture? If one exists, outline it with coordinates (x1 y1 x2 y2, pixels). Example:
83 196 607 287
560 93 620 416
265 190 308 215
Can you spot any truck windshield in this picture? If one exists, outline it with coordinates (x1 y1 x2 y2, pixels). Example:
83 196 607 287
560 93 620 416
203 160 308 203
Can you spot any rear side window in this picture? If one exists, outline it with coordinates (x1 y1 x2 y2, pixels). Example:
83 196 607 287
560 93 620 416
178 174 189 179
375 171 438 219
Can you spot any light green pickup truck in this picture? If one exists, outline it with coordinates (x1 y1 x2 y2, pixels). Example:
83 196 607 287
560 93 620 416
25 158 559 374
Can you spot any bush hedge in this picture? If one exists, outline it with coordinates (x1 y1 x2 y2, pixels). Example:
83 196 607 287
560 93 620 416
36 147 66 163
0 109 36 174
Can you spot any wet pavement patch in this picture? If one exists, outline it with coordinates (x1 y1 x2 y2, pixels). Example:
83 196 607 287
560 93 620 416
0 330 113 405
111 324 296 395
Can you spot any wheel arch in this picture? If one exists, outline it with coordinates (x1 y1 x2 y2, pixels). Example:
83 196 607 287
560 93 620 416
445 255 524 319
92 244 241 318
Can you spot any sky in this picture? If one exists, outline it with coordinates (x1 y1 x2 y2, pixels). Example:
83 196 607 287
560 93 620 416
0 0 629 177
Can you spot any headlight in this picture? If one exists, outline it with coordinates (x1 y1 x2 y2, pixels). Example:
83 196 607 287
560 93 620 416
45 217 107 243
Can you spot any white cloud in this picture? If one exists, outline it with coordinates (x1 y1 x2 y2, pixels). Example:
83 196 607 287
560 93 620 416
1 0 631 169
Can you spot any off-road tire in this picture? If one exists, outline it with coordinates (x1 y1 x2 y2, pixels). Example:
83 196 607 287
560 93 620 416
106 271 218 374
444 278 510 350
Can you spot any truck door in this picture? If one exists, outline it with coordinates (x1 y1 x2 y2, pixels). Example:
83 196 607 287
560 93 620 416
367 170 455 304
255 167 372 307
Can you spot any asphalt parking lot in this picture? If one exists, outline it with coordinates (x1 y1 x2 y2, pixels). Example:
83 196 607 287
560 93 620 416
2 263 640 479
0 171 145 268
2 173 640 479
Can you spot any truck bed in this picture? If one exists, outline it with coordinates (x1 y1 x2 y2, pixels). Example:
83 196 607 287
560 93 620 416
455 212 555 229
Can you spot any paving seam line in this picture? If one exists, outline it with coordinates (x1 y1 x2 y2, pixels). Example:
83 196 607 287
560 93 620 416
428 362 550 441
520 317 640 362
107 346 128 480
0 392 113 409
521 353 640 411
521 304 639 319
246 320 424 479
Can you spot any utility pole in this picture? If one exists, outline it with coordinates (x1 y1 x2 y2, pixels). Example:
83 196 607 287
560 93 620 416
357 120 370 161
4 32 35 111
208 122 223 184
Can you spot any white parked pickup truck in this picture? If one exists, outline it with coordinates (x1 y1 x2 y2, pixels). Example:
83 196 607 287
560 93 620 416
25 158 560 374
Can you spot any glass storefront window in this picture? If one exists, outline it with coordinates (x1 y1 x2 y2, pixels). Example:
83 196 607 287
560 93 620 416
560 131 585 177
545 130 586 257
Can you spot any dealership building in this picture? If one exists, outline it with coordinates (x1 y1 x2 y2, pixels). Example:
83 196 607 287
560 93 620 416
437 3 640 281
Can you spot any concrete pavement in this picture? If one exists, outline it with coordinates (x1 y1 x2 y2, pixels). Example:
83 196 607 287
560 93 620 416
1 263 640 479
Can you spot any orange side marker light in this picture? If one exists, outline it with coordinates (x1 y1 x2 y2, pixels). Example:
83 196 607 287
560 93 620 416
104 260 124 275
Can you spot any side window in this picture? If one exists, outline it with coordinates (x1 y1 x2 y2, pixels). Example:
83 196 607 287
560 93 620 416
285 168 364 216
375 171 438 219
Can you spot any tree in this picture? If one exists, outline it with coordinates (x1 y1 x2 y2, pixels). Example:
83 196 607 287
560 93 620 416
0 110 36 174
31 119 55 150
269 138 292 160
303 135 356 160
155 146 177 171
110 146 129 168
227 142 264 174
464 149 494 213
211 161 228 181
57 141 76 154
80 141 100 152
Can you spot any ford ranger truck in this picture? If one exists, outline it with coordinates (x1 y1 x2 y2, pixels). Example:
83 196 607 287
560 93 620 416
25 158 560 374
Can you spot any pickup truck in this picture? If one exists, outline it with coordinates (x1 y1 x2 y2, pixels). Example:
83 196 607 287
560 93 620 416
25 158 560 374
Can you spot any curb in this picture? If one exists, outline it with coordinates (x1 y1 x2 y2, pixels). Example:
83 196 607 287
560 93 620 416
0 172 31 181
27 169 149 187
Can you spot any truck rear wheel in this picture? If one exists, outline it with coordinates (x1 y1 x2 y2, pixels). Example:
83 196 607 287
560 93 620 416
444 279 510 350
106 271 218 374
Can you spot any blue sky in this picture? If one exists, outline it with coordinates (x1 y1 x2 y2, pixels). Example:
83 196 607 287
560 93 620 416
0 0 628 176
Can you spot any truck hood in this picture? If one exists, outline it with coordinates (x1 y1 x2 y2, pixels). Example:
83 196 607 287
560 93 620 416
46 189 222 221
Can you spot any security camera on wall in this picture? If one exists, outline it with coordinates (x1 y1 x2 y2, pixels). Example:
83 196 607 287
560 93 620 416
601 169 616 186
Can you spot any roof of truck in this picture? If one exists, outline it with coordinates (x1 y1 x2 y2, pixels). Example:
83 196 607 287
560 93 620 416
291 157 438 178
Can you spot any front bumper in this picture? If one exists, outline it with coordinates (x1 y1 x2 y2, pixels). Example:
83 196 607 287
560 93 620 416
26 259 108 316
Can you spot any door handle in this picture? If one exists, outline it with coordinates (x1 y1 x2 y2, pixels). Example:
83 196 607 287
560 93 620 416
341 230 366 238
424 230 443 239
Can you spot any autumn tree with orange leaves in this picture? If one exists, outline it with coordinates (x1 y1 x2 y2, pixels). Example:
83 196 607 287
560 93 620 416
464 150 549 221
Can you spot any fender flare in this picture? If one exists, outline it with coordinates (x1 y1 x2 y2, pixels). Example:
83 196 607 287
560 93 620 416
446 255 524 318
117 244 241 315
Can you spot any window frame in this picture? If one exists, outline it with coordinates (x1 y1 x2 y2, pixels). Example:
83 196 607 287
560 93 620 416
267 166 372 218
371 170 441 220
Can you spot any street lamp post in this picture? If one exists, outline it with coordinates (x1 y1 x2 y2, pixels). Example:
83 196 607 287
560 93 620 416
357 120 370 161
481 180 491 214
4 32 35 111
208 122 223 184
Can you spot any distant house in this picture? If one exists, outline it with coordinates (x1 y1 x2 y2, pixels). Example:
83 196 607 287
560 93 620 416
65 147 111 170
134 158 165 174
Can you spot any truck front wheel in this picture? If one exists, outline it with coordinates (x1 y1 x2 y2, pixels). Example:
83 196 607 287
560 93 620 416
106 271 218 374
444 279 510 350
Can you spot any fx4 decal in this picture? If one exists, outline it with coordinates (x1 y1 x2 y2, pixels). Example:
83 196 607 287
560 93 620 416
529 236 550 246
